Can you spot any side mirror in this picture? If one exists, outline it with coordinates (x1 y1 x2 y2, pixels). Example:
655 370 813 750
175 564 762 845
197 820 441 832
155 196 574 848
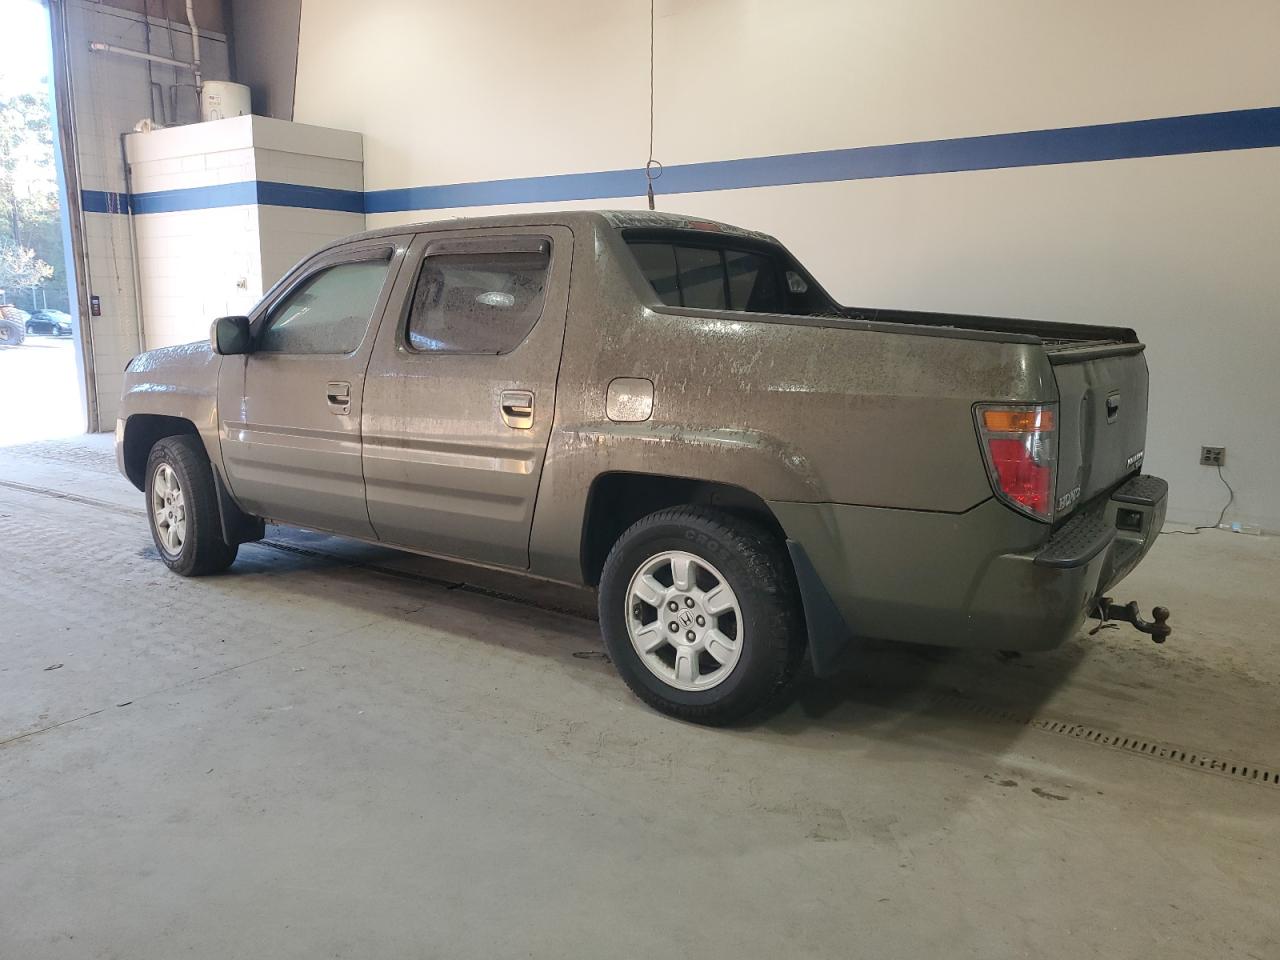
210 315 252 355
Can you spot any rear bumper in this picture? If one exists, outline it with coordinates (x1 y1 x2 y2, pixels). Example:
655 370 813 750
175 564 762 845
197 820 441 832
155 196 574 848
772 475 1167 672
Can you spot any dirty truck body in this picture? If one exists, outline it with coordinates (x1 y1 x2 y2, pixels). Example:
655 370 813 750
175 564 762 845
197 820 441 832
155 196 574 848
117 210 1167 723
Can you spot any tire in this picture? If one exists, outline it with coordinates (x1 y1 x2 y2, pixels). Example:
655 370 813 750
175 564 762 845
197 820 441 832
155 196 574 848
598 506 806 725
144 435 238 576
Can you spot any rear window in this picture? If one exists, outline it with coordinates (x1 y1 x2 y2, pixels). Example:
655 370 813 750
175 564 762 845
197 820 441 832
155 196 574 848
624 234 837 316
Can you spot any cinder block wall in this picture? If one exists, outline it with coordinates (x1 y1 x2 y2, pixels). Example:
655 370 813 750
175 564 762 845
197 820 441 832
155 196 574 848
285 0 1280 531
125 116 364 347
61 0 229 426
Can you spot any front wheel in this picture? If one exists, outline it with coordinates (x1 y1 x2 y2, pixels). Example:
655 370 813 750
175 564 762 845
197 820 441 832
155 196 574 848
145 435 238 576
598 506 806 725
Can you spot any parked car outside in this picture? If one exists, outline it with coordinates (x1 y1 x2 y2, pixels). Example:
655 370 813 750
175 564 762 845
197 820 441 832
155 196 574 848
27 309 73 336
114 210 1169 724
0 305 29 346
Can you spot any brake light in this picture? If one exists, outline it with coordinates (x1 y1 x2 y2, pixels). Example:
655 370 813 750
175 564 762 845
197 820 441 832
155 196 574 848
975 403 1057 522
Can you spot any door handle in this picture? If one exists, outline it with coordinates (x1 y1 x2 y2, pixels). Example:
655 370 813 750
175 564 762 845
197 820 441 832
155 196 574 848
326 381 352 415
500 389 534 429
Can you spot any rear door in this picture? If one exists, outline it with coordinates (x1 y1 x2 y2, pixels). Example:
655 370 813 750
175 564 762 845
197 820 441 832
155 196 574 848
218 239 406 536
361 225 573 568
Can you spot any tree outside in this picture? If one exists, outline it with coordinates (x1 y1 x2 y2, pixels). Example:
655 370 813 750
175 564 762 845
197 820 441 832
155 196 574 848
0 4 67 313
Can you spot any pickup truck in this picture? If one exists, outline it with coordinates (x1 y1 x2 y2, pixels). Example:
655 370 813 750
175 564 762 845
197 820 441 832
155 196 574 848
116 210 1168 723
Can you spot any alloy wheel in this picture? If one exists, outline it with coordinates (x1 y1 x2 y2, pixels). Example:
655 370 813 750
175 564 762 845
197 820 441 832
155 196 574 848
625 550 745 691
151 462 187 556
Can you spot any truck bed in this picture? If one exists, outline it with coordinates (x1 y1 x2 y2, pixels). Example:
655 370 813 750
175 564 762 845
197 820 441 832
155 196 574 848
844 304 1141 354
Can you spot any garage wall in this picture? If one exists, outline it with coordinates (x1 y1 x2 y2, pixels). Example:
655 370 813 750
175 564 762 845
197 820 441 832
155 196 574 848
228 0 301 121
124 116 364 346
57 0 229 427
288 0 1280 530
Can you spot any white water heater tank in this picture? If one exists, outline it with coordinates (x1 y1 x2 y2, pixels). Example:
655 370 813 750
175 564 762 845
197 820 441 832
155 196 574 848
200 81 251 122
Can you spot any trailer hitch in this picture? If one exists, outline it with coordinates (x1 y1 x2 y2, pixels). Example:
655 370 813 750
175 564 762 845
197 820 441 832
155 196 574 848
1089 598 1171 643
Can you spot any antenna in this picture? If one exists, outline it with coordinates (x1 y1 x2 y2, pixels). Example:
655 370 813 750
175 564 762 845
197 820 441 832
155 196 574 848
644 0 662 210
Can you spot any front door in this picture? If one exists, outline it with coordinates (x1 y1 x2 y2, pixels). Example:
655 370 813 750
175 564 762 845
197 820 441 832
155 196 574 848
361 226 573 568
218 239 406 537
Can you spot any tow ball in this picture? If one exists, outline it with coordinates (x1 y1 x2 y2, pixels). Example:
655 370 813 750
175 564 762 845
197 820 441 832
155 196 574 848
1089 598 1172 643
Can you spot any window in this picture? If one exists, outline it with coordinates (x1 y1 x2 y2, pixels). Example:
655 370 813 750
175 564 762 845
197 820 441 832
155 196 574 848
258 259 389 355
627 240 788 314
406 245 550 354
675 245 725 309
724 248 784 313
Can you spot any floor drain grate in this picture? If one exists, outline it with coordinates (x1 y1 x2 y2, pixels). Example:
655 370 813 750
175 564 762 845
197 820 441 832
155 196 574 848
938 694 1279 788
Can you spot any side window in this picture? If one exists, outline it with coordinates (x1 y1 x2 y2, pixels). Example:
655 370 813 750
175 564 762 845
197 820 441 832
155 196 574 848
629 243 680 302
406 243 550 354
723 248 784 313
258 259 390 355
627 240 785 313
674 246 725 309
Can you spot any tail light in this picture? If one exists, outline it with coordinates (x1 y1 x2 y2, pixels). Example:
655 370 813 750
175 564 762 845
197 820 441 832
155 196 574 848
975 403 1057 522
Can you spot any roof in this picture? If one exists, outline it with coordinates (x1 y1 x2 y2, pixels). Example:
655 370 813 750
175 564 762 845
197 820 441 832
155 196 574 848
333 209 779 248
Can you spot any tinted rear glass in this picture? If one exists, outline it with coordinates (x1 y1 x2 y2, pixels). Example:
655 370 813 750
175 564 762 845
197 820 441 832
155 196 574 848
627 240 787 314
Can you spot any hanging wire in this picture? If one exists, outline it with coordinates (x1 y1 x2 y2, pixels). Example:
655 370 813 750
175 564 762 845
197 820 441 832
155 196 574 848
1162 463 1235 535
644 0 662 210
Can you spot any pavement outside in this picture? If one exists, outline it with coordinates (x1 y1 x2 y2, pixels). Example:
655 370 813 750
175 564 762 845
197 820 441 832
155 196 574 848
0 336 84 446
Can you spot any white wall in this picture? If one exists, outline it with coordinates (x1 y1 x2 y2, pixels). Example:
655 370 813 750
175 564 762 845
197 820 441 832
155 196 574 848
290 0 1280 529
126 115 363 347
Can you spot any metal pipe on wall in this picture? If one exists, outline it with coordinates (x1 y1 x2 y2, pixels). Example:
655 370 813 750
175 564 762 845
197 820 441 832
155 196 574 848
118 132 148 355
185 0 203 99
87 41 194 72
142 2 166 125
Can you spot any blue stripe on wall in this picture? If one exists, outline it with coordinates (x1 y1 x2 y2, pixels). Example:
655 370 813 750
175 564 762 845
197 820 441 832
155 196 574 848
129 180 258 214
367 106 1280 211
124 180 364 215
83 106 1280 217
255 181 364 213
80 189 131 213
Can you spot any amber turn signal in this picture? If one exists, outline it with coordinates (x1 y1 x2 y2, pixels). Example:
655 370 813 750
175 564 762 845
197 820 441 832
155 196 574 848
982 408 1055 433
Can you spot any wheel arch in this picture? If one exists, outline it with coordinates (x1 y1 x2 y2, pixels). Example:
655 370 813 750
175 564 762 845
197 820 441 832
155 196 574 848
579 471 787 587
122 414 200 490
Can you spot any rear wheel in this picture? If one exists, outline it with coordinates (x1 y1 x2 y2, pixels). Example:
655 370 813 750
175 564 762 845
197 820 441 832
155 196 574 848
598 506 806 724
145 435 238 576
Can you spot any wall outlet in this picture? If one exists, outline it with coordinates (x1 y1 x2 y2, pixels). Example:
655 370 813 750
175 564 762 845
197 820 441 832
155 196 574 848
1200 446 1226 466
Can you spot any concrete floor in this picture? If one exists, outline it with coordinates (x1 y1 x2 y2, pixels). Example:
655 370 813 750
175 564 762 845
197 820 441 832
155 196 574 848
1 434 1277 960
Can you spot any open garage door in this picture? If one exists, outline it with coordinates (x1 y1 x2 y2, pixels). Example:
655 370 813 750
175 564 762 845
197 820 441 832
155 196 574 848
0 0 88 446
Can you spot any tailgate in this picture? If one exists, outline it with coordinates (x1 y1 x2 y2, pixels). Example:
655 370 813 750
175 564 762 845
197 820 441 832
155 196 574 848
1050 344 1150 519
